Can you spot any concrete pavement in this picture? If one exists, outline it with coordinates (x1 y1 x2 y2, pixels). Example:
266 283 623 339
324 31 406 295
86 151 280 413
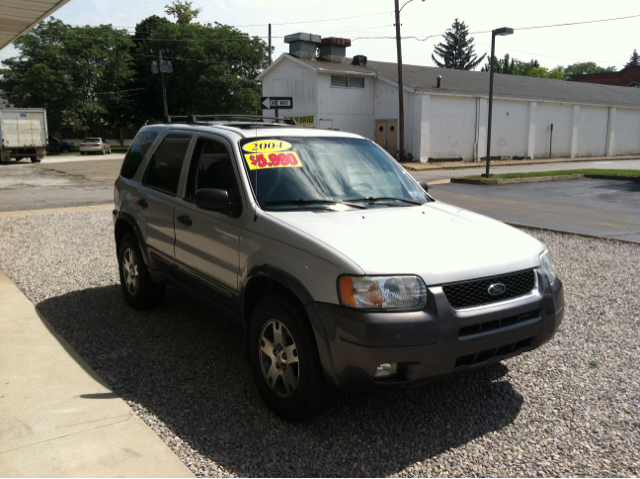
0 265 193 477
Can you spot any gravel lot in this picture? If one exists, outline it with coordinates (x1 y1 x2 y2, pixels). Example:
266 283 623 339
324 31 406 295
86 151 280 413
0 210 638 477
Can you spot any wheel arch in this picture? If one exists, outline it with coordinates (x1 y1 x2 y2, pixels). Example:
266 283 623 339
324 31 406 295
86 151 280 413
114 212 150 267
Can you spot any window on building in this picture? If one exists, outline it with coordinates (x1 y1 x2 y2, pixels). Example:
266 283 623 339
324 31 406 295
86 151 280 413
331 75 365 88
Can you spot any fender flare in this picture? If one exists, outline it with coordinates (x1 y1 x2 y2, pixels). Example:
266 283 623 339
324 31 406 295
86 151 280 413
113 210 152 268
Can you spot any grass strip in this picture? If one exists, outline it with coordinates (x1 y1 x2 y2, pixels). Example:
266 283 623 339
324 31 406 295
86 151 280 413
462 169 640 180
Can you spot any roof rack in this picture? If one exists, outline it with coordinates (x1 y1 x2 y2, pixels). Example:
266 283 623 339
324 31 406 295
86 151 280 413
162 114 297 125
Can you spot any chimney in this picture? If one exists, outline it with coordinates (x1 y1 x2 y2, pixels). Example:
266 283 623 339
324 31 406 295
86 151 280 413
319 37 351 63
284 33 321 60
352 55 367 66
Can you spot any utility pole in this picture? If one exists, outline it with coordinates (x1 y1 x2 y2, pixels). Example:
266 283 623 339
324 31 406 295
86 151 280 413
394 0 405 161
159 50 168 117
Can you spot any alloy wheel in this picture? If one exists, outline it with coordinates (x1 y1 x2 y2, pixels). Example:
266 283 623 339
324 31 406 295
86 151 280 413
122 247 139 295
259 319 300 397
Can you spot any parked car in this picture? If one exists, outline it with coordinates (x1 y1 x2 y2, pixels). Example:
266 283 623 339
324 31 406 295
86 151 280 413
113 115 564 421
79 138 111 155
46 136 75 153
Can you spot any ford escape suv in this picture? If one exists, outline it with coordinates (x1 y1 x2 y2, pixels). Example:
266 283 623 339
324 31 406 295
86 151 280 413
113 115 564 420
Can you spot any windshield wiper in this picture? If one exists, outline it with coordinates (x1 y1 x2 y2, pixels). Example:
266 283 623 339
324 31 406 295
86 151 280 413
264 199 368 209
346 196 422 205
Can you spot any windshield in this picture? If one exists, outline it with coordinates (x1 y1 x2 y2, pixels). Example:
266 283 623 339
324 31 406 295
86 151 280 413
239 137 428 210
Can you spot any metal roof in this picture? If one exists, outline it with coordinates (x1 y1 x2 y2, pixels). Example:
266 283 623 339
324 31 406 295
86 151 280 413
288 55 640 109
0 0 72 51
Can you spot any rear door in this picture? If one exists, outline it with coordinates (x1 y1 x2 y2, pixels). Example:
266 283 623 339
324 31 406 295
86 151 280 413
138 133 193 265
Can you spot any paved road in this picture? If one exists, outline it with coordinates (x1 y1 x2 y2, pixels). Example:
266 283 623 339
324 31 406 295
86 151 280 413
429 178 640 243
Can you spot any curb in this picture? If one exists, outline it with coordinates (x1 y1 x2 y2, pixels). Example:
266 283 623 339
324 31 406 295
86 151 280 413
0 204 113 218
451 174 640 186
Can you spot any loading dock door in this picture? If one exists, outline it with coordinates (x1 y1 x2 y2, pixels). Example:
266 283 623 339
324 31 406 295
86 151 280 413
375 120 398 157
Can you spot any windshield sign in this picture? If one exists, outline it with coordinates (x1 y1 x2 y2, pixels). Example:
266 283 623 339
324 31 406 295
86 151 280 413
239 137 427 210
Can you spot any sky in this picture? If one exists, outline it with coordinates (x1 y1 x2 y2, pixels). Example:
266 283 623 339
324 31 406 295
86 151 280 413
1 0 638 71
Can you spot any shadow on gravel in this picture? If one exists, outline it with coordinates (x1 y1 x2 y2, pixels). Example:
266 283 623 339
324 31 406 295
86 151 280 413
38 285 524 477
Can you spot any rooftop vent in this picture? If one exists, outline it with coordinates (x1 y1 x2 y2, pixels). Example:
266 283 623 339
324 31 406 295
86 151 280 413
284 33 321 60
319 37 351 63
352 55 367 66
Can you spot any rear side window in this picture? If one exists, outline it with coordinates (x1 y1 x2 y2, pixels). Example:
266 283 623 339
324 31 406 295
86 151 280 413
144 134 191 195
120 131 159 179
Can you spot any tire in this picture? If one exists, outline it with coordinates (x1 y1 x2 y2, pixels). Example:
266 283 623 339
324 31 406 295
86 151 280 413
117 234 165 309
30 158 40 163
61 147 70 153
101 148 106 155
80 152 85 156
248 294 333 421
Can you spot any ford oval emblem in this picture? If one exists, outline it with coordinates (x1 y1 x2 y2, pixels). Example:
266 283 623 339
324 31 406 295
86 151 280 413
488 283 507 296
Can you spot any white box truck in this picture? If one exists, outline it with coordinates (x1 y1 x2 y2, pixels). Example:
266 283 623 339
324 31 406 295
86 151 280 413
0 108 48 163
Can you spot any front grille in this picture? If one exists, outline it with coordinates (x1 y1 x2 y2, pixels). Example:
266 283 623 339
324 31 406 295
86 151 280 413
442 269 535 309
458 311 540 338
455 337 534 367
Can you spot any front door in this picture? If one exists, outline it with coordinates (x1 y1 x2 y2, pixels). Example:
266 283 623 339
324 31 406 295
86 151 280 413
375 120 398 157
174 136 245 312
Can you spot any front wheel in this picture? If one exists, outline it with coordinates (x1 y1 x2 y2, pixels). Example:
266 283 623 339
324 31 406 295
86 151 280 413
248 295 333 421
118 234 165 309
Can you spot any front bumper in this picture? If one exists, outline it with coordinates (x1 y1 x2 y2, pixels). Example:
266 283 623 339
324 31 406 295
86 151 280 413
306 268 564 390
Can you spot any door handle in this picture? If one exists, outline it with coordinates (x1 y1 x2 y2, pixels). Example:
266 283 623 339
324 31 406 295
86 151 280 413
135 198 148 209
177 214 192 227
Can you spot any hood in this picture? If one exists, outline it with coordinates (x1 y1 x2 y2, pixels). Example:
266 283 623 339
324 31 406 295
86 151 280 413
266 202 544 285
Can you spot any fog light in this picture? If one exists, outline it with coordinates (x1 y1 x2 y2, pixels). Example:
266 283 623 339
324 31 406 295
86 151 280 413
374 362 397 378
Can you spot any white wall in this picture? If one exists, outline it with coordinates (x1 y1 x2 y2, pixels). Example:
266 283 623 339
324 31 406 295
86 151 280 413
260 59 318 122
428 95 477 160
533 102 573 158
491 100 530 158
614 107 640 156
575 105 608 157
317 73 374 138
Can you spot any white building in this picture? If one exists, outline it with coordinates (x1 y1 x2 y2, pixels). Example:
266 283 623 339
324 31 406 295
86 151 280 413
257 34 640 162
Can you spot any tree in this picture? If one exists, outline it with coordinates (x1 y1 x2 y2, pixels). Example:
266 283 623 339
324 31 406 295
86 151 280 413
164 0 201 25
0 19 134 134
561 62 616 79
128 13 269 123
431 19 486 70
626 49 640 67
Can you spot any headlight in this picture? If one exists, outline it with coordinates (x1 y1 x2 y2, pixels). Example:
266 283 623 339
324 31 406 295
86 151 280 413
339 275 427 311
539 249 557 284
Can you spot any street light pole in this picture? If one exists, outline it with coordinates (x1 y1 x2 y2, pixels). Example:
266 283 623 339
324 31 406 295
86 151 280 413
483 27 514 177
394 0 424 162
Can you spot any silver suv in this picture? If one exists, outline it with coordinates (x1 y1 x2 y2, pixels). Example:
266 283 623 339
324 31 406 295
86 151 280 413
113 115 564 420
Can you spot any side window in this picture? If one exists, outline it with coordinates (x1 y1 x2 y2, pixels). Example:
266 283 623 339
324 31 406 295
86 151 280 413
120 131 159 179
144 134 191 195
185 138 239 201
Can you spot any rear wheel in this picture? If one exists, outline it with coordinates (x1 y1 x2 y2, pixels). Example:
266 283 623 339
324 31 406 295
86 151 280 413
248 295 333 421
118 234 165 309
101 148 106 155
61 146 70 153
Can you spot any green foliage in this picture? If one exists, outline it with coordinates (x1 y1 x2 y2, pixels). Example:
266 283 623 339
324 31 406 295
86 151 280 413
164 0 201 25
482 56 614 80
626 49 640 67
0 18 134 134
561 62 616 80
432 19 486 70
129 16 269 123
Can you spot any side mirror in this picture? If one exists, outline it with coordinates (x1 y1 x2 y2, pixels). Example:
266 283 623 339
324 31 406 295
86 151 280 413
195 188 232 213
417 180 429 193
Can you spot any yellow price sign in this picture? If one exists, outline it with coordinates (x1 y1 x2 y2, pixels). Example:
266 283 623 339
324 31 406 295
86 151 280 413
242 140 292 154
245 151 303 170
